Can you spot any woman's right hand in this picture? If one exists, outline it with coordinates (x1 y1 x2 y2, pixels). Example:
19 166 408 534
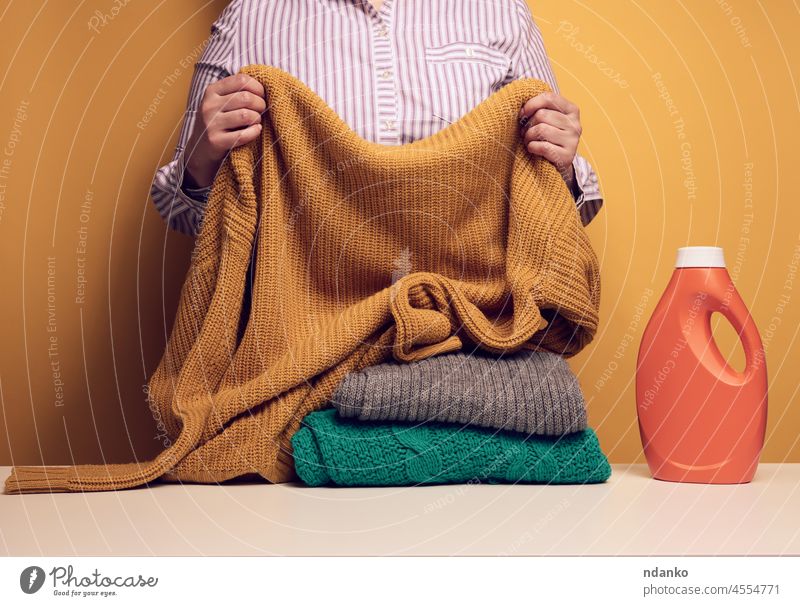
183 73 267 188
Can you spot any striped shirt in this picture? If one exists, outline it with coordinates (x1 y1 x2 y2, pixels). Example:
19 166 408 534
151 0 603 236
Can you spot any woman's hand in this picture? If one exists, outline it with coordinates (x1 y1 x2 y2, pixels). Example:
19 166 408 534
519 92 582 190
183 73 267 188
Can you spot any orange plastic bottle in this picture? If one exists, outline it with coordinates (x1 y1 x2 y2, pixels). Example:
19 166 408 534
636 246 768 484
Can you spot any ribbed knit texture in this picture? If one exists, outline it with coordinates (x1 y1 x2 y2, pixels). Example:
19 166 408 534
333 349 587 435
4 65 600 494
292 409 610 487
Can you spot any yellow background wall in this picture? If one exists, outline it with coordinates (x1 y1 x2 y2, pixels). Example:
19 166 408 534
0 1 797 467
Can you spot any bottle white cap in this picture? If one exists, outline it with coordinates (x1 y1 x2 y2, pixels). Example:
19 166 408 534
675 246 726 268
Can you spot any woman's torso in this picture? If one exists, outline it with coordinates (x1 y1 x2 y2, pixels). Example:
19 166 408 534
228 0 535 144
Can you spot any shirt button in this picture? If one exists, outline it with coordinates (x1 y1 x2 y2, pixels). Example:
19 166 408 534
381 70 392 80
465 47 475 57
384 120 395 131
378 26 389 37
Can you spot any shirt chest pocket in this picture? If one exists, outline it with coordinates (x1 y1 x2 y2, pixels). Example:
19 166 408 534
425 42 511 69
424 42 512 124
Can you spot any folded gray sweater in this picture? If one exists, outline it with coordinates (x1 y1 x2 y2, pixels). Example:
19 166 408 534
331 349 587 435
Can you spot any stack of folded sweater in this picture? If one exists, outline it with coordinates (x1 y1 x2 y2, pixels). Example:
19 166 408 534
292 349 611 487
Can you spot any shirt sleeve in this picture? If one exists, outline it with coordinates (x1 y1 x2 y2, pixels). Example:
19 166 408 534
507 0 604 226
149 0 241 237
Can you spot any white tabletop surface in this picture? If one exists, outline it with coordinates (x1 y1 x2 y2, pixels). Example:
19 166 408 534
1 464 797 556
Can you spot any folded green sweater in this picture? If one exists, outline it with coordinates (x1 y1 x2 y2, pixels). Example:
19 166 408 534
291 409 611 487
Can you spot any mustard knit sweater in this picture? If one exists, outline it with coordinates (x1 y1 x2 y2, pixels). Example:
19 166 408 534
5 65 600 494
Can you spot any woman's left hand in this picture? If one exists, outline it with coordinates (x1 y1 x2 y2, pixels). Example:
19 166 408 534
519 92 582 188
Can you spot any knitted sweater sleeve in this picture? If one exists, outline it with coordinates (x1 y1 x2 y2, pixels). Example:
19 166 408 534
149 0 241 237
508 0 604 227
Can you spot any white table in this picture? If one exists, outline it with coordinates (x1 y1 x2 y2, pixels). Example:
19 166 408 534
1 464 797 556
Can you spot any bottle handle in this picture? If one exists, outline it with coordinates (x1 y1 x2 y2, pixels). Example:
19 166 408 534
701 286 765 385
